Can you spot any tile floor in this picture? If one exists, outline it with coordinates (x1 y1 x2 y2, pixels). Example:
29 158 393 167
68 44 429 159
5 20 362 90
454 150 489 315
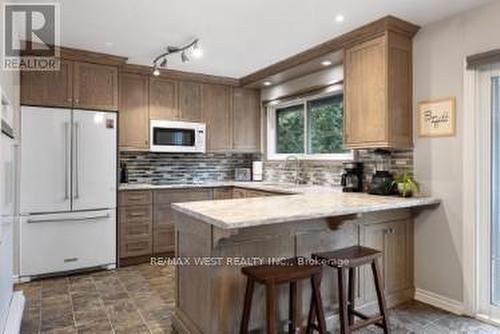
15 263 500 334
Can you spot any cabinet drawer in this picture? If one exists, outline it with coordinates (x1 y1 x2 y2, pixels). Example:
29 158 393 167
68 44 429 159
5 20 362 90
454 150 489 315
120 220 152 239
213 187 233 200
120 237 152 258
154 226 175 254
154 205 174 227
119 206 152 223
154 188 212 204
119 190 152 206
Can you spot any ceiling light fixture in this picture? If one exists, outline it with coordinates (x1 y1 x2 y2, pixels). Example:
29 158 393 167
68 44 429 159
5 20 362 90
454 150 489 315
152 38 202 75
335 14 345 24
321 60 332 66
263 81 272 86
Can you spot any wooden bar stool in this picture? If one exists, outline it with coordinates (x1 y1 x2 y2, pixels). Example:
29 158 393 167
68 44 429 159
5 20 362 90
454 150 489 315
240 258 327 334
312 246 391 334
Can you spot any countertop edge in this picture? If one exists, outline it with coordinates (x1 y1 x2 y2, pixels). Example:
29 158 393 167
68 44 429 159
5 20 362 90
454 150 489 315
171 197 440 230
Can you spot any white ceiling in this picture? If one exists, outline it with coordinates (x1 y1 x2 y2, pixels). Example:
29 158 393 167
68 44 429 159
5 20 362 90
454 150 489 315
28 0 495 77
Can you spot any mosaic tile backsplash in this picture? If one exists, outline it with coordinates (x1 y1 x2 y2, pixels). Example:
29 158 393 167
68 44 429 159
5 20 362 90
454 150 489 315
120 152 259 184
120 150 413 190
263 150 414 189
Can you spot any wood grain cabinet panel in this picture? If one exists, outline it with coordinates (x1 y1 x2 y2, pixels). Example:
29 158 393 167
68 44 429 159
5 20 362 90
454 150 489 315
119 190 152 206
21 59 73 107
120 237 153 258
154 225 175 254
232 88 261 152
178 81 202 122
150 77 178 120
213 187 233 200
202 84 232 152
360 219 413 305
119 72 150 150
73 61 118 111
344 32 413 149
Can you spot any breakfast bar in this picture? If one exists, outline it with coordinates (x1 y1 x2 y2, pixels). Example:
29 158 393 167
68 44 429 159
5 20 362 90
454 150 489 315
170 187 439 333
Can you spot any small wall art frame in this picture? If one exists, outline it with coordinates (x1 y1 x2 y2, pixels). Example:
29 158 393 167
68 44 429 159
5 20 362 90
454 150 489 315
418 97 456 137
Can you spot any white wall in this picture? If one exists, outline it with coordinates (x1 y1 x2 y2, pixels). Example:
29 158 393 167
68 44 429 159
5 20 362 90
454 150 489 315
413 0 500 305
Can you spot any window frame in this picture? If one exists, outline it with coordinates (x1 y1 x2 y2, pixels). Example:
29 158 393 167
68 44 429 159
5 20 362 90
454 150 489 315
266 85 353 161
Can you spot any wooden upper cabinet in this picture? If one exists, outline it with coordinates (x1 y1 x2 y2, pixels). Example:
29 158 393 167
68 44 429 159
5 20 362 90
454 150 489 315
73 61 118 111
344 32 413 149
21 59 73 107
178 81 202 122
149 77 178 120
119 72 149 150
202 84 232 152
232 88 261 152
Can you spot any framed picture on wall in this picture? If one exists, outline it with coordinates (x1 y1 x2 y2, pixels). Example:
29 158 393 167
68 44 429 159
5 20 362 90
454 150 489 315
418 97 456 137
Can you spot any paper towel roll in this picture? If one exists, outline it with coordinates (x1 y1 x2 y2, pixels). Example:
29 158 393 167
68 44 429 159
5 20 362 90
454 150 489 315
252 161 263 181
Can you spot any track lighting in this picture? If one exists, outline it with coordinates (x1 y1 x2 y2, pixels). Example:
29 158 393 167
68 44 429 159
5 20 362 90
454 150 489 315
152 38 202 75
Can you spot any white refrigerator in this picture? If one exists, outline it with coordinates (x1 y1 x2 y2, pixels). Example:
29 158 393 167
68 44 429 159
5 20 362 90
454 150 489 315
19 106 117 279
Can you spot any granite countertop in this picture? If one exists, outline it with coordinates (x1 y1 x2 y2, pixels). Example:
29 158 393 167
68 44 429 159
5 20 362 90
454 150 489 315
171 192 440 229
119 181 342 194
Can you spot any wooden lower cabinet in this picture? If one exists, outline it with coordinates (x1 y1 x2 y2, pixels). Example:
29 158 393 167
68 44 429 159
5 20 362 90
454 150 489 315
360 217 414 307
154 225 175 254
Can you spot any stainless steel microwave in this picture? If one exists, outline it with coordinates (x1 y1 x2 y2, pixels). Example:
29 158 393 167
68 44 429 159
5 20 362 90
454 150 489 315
150 120 206 153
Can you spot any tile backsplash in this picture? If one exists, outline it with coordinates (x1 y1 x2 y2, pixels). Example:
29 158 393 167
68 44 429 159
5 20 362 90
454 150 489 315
120 152 259 184
263 150 414 188
120 150 413 189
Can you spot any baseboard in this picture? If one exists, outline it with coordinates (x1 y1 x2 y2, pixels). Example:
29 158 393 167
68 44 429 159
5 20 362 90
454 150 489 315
414 288 465 315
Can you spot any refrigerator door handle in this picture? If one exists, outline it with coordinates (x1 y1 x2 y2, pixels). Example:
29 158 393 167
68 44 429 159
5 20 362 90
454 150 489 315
73 122 80 199
64 122 70 200
26 213 110 224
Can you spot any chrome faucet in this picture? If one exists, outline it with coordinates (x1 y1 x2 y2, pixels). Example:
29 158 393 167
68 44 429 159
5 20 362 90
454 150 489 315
284 155 301 185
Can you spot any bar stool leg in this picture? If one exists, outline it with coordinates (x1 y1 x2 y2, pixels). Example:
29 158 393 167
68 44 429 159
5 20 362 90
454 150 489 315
312 272 327 334
289 281 297 334
337 267 350 334
240 278 255 334
266 283 277 334
305 285 316 334
348 268 356 326
371 260 391 334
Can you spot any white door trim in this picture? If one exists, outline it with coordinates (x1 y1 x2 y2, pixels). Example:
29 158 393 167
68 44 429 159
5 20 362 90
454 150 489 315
463 62 500 319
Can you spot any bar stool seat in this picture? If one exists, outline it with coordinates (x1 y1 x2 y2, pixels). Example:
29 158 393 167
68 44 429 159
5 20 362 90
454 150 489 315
240 258 327 334
312 246 391 334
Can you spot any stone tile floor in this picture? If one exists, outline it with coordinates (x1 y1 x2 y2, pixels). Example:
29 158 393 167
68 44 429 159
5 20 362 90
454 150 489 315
15 263 500 333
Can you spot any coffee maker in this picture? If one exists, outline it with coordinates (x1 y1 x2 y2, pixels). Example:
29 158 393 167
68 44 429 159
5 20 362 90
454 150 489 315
368 151 395 195
341 162 363 192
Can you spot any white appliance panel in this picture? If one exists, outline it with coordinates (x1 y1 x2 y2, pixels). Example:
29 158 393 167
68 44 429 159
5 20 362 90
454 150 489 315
72 110 117 211
20 210 116 277
20 107 71 214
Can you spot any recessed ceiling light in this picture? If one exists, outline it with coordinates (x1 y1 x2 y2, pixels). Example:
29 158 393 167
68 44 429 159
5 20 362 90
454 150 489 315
321 60 332 67
105 41 113 47
263 81 272 86
335 14 345 24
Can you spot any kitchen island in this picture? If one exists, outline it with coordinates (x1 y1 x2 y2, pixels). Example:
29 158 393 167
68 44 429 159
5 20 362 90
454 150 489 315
168 184 439 334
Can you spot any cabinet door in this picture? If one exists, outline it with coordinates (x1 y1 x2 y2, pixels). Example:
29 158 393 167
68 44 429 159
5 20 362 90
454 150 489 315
154 225 175 254
360 219 412 304
118 72 149 150
344 36 387 148
232 88 261 152
178 81 202 121
21 59 73 107
202 84 231 151
150 77 178 120
73 61 118 111
213 187 233 200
